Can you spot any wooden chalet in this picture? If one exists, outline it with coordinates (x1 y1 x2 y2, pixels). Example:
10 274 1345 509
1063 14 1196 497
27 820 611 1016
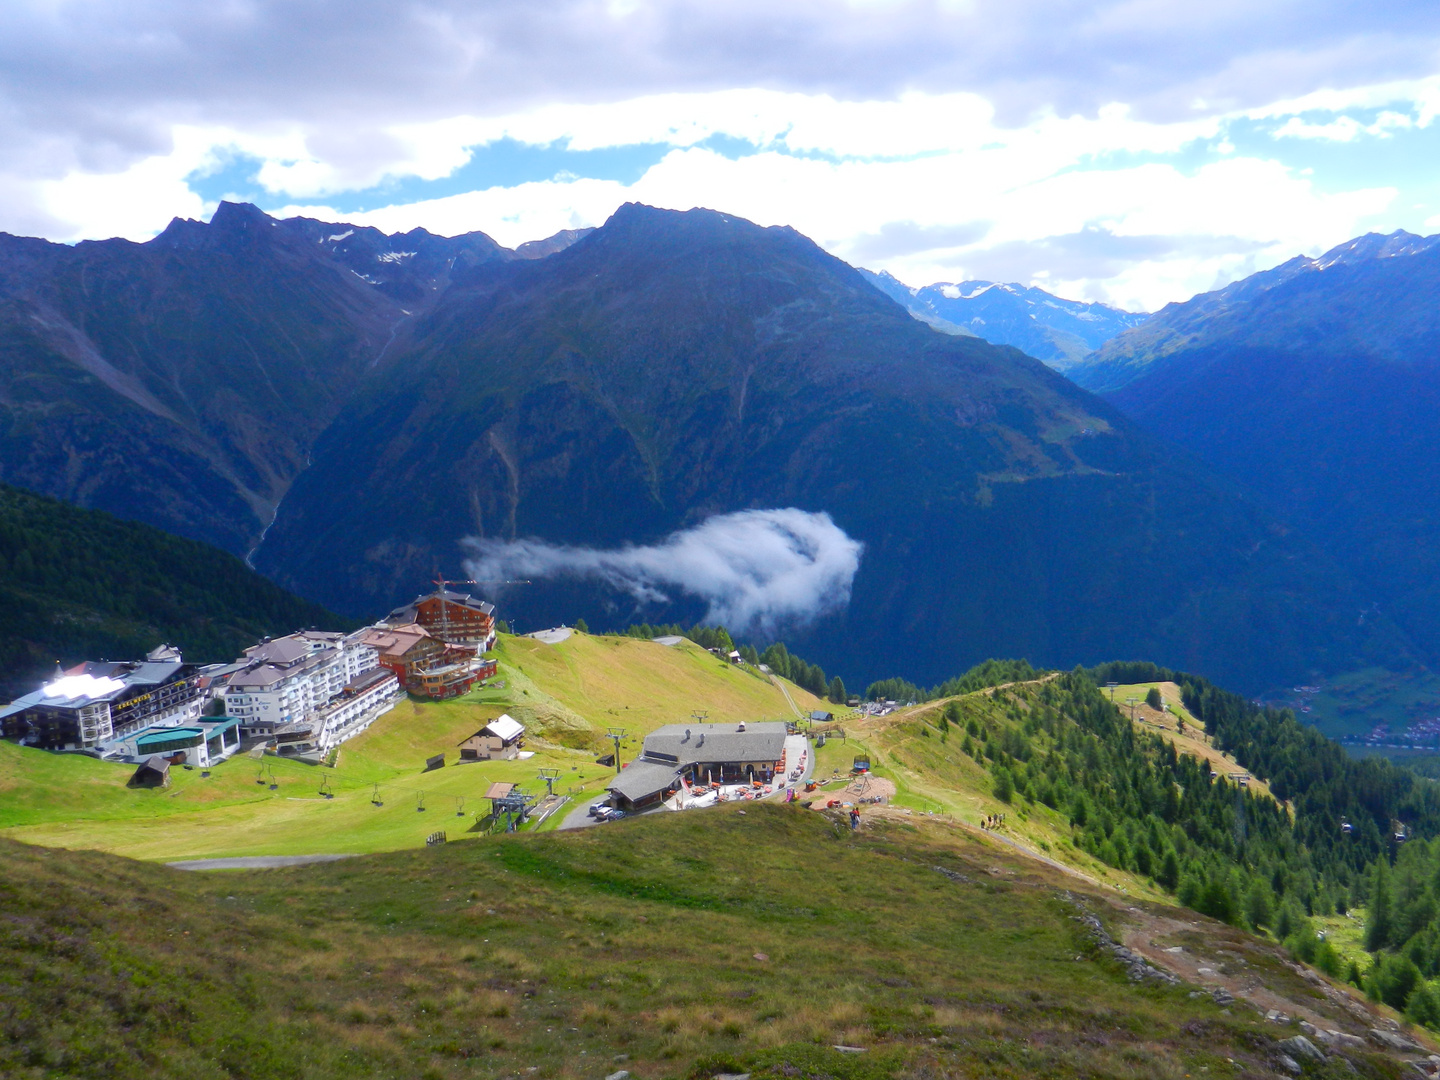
388 588 497 648
459 714 525 761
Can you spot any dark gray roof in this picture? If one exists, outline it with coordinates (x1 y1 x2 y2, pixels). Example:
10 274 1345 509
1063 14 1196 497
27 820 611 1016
346 667 396 692
392 591 496 620
79 661 128 678
244 638 315 666
440 590 495 614
228 665 289 690
198 661 250 678
127 661 184 686
607 759 681 801
0 699 33 721
642 722 787 767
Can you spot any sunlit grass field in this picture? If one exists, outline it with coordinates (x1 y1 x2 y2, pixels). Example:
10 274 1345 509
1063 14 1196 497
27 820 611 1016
0 632 824 860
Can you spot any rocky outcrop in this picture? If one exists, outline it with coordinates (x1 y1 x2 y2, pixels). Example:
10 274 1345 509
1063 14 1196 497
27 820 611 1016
1063 896 1179 984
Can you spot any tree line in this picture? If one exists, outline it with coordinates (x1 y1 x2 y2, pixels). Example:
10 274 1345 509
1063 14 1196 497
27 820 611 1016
1087 660 1440 1026
0 483 343 694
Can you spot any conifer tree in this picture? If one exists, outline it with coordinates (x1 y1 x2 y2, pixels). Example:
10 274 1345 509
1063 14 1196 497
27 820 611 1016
1157 849 1181 892
1367 859 1395 952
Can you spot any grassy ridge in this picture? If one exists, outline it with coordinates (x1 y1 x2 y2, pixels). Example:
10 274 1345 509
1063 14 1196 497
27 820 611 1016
0 805 1371 1080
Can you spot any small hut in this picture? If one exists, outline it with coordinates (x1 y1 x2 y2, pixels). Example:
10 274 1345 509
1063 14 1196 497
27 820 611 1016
128 755 171 788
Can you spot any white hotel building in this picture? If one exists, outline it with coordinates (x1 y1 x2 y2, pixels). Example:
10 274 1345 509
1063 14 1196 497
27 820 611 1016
222 629 398 753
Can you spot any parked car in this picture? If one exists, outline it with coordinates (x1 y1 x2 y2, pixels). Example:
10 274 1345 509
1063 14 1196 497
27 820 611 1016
589 803 614 819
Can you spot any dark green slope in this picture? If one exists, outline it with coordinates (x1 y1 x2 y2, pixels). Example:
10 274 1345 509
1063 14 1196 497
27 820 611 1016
0 483 344 695
0 203 511 557
1070 231 1440 666
254 204 1412 692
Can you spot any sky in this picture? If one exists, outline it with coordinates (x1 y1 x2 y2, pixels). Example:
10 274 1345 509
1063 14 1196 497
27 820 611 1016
4 2 1440 311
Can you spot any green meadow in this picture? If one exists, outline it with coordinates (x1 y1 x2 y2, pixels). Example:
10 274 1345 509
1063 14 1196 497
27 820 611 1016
3 804 1387 1080
0 632 825 860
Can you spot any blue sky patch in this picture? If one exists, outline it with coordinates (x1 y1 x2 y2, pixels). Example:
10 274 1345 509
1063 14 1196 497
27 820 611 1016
188 138 675 215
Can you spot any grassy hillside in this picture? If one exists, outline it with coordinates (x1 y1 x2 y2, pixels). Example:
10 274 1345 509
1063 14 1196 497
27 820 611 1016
0 631 825 860
3 804 1421 1080
10 655 1440 1076
0 482 344 694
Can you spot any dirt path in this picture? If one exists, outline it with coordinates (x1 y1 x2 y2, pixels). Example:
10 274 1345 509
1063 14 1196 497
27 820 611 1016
167 854 357 871
1096 890 1440 1067
771 675 803 719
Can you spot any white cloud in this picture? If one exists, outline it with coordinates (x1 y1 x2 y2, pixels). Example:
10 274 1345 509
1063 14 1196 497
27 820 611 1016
3 13 1437 306
268 112 1395 310
38 144 209 243
461 508 863 635
1273 110 1412 142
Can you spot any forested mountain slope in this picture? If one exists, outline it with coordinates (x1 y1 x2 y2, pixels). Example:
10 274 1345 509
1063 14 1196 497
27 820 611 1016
0 483 342 694
1069 230 1440 667
0 201 1424 697
254 203 1414 693
0 202 514 556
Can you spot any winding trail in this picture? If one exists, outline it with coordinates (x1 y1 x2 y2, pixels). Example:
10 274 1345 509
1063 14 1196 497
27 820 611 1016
771 674 803 718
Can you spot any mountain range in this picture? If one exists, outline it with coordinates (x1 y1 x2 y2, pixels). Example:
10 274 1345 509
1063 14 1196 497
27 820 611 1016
0 202 566 558
0 202 1423 695
861 269 1148 368
1071 229 1440 681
